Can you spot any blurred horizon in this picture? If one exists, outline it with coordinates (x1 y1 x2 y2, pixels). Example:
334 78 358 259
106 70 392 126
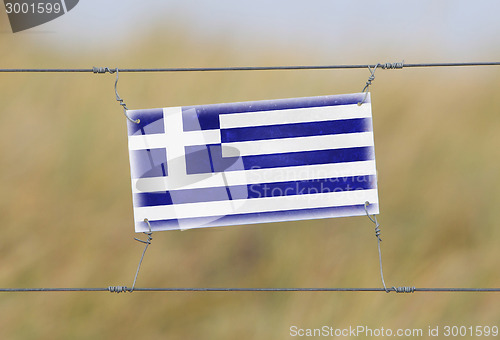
2 1 500 63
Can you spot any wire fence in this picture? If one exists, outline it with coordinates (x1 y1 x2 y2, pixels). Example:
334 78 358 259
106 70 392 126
1 60 500 294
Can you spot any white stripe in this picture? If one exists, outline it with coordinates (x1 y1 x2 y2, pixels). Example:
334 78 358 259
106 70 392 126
131 160 376 193
128 129 220 151
163 107 186 176
221 132 374 157
220 103 371 129
133 189 379 222
61 0 68 13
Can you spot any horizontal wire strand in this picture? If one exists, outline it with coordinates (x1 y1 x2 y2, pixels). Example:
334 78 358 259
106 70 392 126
0 62 500 73
1 287 500 293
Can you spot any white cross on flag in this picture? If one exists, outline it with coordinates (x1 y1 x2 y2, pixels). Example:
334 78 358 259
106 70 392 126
126 93 379 232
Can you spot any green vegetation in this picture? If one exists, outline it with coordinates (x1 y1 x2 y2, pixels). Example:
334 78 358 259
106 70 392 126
1 22 500 339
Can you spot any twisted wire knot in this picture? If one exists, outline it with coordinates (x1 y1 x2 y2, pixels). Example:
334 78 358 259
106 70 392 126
116 90 129 111
374 223 382 242
380 61 404 70
363 73 375 91
92 66 116 74
365 201 414 294
391 286 415 293
92 66 139 123
364 201 382 242
108 286 129 293
134 229 153 245
358 61 404 105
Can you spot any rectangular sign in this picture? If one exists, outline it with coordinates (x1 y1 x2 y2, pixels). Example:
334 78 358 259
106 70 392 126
127 93 379 232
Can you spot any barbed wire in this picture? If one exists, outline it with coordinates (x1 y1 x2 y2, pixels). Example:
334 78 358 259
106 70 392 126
0 61 499 73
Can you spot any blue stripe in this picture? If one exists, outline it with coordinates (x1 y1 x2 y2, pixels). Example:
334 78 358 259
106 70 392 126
127 108 164 135
136 203 378 231
134 175 376 207
182 93 365 131
241 146 373 171
221 118 371 143
185 145 373 175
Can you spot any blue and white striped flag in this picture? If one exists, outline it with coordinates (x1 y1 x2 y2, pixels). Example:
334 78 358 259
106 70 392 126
127 93 379 232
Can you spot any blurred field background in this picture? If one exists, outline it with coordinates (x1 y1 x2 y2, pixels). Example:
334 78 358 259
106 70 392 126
1 3 500 339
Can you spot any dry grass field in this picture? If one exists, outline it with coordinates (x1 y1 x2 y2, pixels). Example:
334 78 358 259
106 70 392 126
1 18 500 339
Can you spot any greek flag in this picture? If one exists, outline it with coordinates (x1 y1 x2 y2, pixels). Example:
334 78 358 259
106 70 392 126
127 93 379 232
